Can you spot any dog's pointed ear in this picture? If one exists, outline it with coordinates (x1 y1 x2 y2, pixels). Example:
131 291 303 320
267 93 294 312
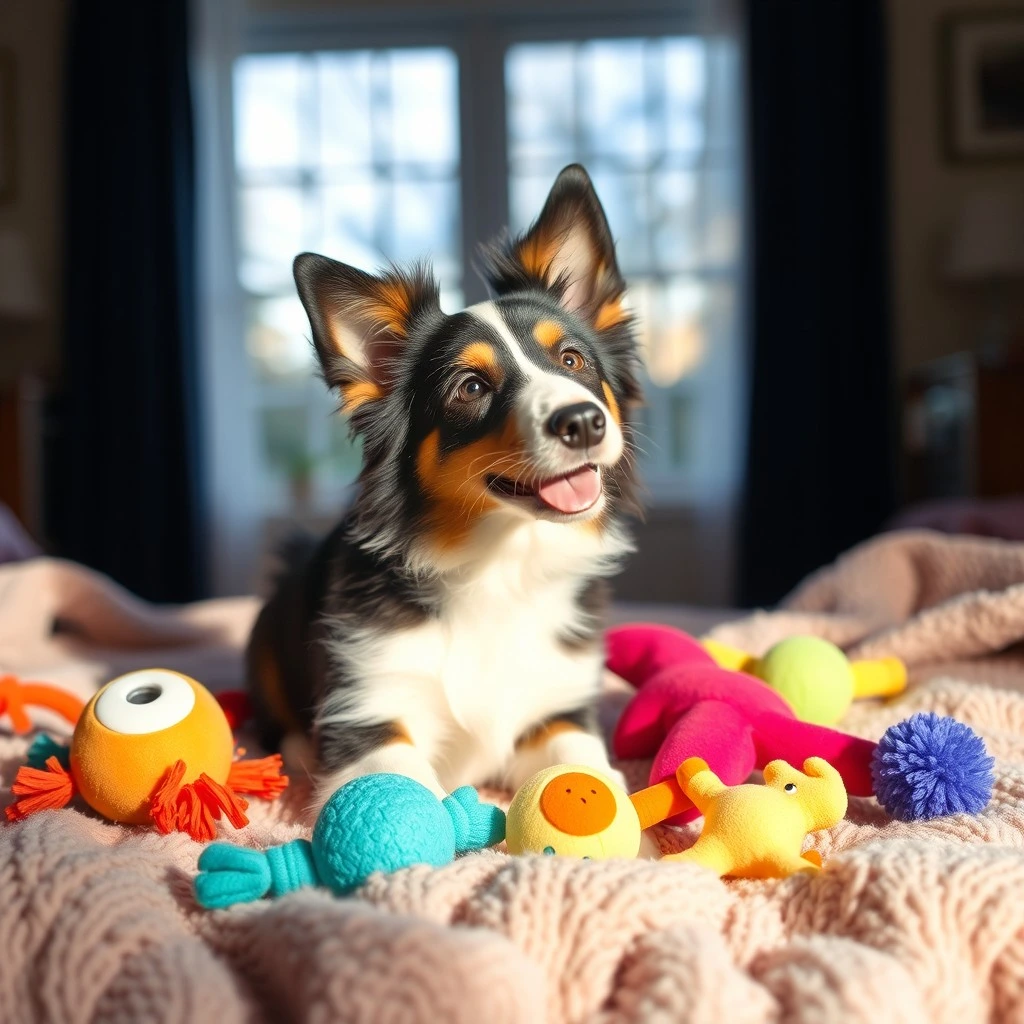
481 164 627 329
293 253 440 412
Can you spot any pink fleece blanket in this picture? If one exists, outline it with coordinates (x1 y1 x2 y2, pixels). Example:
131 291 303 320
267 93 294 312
3 532 1024 1023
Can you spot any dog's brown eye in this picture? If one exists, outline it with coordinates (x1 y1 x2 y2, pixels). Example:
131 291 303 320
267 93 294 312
456 376 488 402
561 349 585 371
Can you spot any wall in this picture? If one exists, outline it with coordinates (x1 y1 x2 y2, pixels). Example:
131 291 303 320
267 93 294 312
0 1 66 382
888 0 1024 376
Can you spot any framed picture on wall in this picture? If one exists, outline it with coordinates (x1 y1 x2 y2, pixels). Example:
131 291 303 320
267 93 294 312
942 11 1024 161
0 50 14 201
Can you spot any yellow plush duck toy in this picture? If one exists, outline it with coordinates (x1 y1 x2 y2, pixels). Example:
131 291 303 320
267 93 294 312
662 756 848 878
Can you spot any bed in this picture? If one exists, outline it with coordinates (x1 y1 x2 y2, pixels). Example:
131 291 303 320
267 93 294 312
1 530 1024 1023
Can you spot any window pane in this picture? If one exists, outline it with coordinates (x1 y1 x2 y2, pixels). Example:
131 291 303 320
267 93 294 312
664 38 706 156
318 52 373 168
508 173 555 235
234 55 303 170
700 169 742 266
439 284 465 315
239 185 305 293
506 44 575 166
389 49 459 166
389 179 460 275
650 277 705 387
587 168 650 270
247 295 314 381
664 38 704 108
652 171 698 269
321 179 383 269
581 41 650 164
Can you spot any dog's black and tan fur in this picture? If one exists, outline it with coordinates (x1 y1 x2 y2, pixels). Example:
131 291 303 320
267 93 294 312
247 165 643 808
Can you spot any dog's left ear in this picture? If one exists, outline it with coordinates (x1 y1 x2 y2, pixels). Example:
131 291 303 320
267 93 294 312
482 164 627 329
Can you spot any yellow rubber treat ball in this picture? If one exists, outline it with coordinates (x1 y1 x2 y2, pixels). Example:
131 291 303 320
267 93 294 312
505 764 642 859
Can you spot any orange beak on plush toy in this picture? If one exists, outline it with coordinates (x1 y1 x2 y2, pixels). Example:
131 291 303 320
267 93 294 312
6 669 287 841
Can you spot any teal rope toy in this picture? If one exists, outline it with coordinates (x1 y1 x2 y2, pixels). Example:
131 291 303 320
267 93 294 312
194 773 506 909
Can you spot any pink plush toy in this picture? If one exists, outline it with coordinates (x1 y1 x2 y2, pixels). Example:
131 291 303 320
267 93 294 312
608 624 994 823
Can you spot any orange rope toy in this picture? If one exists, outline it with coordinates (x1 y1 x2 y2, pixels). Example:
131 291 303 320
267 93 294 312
0 675 85 734
6 669 287 842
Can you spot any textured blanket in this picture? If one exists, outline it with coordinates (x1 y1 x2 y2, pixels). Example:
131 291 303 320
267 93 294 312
3 532 1024 1023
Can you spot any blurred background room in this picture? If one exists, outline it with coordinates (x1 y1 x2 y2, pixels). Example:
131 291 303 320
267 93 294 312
0 0 1022 610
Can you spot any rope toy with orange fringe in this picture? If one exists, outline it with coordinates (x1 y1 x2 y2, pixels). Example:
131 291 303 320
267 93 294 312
6 669 287 842
0 674 85 734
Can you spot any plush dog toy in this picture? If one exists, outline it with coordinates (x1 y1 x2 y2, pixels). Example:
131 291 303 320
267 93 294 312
6 669 287 840
195 773 506 908
609 624 993 822
663 756 848 878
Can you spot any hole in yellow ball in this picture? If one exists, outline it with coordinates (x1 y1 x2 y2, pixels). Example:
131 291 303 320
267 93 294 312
127 685 162 705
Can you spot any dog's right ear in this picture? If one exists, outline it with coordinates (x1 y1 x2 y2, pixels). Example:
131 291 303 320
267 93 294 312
293 253 441 413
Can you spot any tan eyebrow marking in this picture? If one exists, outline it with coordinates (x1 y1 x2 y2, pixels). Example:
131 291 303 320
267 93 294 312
532 320 564 348
458 341 503 383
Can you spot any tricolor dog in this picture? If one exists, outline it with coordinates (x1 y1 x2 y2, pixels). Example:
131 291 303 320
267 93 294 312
247 164 643 812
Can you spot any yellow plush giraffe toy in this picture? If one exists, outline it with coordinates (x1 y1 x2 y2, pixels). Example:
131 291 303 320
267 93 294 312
662 756 848 878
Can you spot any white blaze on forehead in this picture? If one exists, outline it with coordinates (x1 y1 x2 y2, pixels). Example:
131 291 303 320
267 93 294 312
468 301 545 383
468 300 595 407
467 300 624 467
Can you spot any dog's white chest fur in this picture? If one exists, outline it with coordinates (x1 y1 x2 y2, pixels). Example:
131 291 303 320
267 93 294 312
326 520 623 791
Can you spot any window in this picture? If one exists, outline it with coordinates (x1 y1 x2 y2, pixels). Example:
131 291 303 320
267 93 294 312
196 2 744 594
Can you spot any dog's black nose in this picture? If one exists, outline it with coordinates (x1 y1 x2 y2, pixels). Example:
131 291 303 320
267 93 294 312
547 402 606 450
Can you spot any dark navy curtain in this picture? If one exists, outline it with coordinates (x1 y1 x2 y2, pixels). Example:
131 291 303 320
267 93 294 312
738 0 897 607
50 0 206 601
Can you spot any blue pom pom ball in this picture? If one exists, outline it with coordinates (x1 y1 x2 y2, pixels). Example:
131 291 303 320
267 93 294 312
871 712 994 821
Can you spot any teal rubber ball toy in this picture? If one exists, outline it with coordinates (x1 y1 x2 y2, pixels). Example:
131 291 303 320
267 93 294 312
313 774 456 894
194 773 506 908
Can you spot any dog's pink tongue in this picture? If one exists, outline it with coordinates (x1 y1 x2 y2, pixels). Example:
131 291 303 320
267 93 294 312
537 467 601 514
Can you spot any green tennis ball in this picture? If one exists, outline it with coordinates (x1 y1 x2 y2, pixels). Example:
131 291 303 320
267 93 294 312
758 637 854 726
